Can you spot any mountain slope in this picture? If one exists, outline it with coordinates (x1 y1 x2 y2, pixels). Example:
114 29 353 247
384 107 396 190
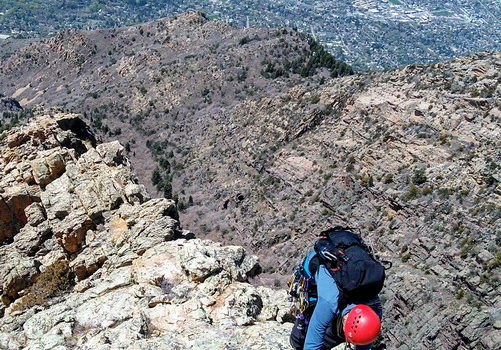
0 11 351 196
0 12 499 349
176 52 500 349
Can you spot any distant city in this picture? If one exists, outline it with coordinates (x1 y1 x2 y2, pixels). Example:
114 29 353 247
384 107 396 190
0 0 499 70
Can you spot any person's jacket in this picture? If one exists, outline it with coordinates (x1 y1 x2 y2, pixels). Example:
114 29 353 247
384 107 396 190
304 264 382 350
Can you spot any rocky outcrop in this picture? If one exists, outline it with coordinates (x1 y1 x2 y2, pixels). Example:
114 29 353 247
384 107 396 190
0 114 292 349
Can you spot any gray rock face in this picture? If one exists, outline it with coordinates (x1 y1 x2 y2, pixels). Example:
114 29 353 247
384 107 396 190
0 114 293 349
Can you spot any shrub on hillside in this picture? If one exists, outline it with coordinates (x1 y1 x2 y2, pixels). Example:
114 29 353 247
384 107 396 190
11 260 71 312
412 169 427 185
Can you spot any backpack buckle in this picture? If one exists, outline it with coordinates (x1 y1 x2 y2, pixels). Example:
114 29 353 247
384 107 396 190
322 250 339 262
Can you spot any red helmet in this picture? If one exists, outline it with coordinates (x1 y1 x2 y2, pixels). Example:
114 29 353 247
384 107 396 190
344 304 381 345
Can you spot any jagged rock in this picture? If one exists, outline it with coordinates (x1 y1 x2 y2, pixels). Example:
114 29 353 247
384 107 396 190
124 183 150 204
0 255 38 299
96 140 127 166
24 202 46 227
178 240 260 283
1 237 292 349
0 115 294 349
12 222 51 255
36 140 154 253
0 332 22 350
0 186 39 244
30 147 72 186
114 199 179 253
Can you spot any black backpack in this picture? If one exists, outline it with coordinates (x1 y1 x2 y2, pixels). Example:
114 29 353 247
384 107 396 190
314 227 386 300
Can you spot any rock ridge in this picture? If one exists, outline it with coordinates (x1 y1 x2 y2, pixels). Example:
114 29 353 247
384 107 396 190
0 114 292 349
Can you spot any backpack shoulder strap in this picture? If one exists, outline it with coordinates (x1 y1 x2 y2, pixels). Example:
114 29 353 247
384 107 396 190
302 250 318 278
